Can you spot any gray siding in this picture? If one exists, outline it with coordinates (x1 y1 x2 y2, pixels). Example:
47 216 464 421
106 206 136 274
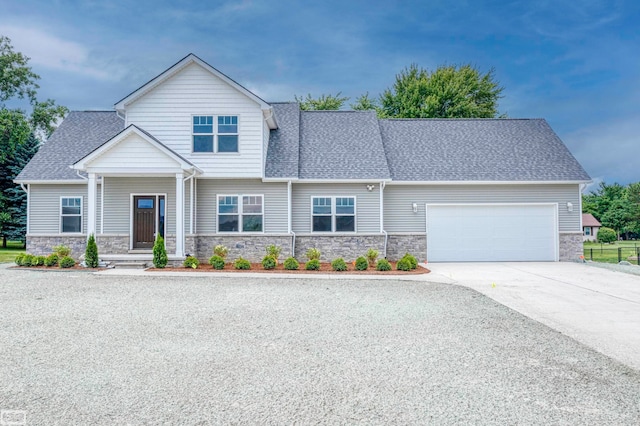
102 177 176 234
96 183 101 232
384 184 581 233
29 184 88 234
292 183 381 234
196 179 288 233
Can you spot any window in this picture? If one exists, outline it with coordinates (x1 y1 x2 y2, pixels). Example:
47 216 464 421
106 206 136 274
585 226 591 236
217 195 263 232
193 115 238 153
312 196 355 232
61 197 82 233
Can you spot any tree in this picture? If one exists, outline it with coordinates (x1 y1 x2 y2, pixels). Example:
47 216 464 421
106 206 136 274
0 36 39 104
294 92 349 110
380 64 504 118
597 227 617 244
351 92 380 113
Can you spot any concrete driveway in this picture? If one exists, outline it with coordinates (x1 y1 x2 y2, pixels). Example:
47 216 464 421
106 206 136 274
427 262 640 371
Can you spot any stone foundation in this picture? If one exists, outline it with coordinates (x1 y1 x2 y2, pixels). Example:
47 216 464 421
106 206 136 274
294 235 385 262
95 235 129 254
559 232 583 262
27 235 88 258
192 235 293 262
386 234 427 262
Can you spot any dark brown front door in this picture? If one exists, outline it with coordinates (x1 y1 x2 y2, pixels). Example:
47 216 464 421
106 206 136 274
133 196 156 249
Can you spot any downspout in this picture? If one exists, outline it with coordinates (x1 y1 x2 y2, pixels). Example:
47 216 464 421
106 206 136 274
288 180 295 257
20 184 29 235
183 170 197 242
75 170 88 180
380 181 388 259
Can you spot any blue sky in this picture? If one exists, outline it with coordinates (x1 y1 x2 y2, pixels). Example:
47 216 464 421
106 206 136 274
1 0 638 188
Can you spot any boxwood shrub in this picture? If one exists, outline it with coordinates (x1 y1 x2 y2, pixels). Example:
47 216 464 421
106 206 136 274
305 259 320 271
376 259 392 271
45 253 59 267
59 256 76 268
14 253 25 266
396 258 412 271
209 255 225 270
283 257 299 270
234 257 251 270
331 258 347 271
262 255 277 270
355 256 368 271
183 256 199 269
402 253 418 269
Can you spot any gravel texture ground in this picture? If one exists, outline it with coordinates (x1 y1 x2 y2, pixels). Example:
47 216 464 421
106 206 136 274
1 264 639 425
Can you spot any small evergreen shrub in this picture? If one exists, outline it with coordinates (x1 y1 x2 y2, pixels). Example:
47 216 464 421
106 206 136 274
53 244 71 257
306 247 321 261
59 256 76 268
85 233 99 268
153 235 168 268
209 255 225 270
331 258 347 271
402 253 418 269
214 244 229 259
266 244 282 261
45 253 59 267
262 255 277 270
355 256 368 271
597 227 616 243
365 248 379 266
305 259 321 270
34 255 46 266
22 254 35 267
397 258 412 271
283 257 299 270
234 257 251 270
183 256 199 269
14 253 25 266
376 259 392 271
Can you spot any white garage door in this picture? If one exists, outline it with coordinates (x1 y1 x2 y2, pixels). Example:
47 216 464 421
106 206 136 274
426 204 558 262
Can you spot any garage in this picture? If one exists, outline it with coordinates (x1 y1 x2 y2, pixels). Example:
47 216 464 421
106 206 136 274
426 204 558 262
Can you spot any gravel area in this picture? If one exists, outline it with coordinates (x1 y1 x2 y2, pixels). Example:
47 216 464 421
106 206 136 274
1 264 639 424
585 260 640 277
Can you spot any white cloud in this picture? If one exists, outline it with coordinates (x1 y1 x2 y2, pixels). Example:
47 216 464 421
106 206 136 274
0 24 116 81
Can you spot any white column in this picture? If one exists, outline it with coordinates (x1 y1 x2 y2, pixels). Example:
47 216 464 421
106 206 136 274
87 173 97 238
175 173 184 257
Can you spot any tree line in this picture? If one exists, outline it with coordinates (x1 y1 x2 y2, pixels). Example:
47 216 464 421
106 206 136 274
583 182 640 240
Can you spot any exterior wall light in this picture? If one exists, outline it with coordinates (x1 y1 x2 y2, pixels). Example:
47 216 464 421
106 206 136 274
567 202 573 212
412 203 418 213
366 184 375 191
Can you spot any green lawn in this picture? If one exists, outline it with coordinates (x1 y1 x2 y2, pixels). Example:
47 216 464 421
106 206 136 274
583 240 640 265
0 241 25 264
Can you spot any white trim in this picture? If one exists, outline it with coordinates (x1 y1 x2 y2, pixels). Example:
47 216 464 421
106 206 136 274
388 180 590 185
216 193 265 234
26 184 30 234
189 177 194 234
194 178 198 234
59 195 83 234
87 173 97 239
15 180 87 185
425 202 559 262
129 193 167 251
101 177 105 234
175 173 184 257
296 179 391 184
191 114 240 154
310 196 357 233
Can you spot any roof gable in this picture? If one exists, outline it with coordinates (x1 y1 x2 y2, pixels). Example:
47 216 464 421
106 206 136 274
582 213 601 227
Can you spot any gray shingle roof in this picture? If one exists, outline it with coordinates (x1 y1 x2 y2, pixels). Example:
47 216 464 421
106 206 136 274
297 110 391 180
379 118 590 181
265 103 300 179
16 111 124 181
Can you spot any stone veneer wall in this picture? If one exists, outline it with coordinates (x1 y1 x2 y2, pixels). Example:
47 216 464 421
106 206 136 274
192 235 293 262
96 235 129 254
294 235 385 262
559 232 583 262
27 235 87 258
387 234 427 262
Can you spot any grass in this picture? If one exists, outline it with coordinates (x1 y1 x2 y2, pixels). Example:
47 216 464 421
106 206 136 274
0 240 25 264
583 240 640 265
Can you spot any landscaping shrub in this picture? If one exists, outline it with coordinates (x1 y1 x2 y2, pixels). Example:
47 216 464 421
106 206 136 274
53 244 71 258
22 254 35 267
266 244 282 261
59 256 75 268
234 257 251 270
365 248 378 266
14 253 25 266
397 258 412 271
355 256 368 271
153 235 168 268
283 257 299 270
305 259 321 271
331 258 347 271
306 247 321 261
597 227 617 244
402 253 418 269
214 244 229 259
262 255 277 270
376 259 392 271
44 253 59 267
183 256 199 269
85 233 99 268
34 255 46 266
209 255 225 270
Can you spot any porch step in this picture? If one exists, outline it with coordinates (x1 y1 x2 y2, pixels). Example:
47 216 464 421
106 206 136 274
112 261 148 269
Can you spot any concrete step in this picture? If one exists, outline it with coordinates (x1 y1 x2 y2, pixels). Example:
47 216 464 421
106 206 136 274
112 262 148 269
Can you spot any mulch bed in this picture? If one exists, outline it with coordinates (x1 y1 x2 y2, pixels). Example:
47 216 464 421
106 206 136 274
10 264 107 272
152 261 430 275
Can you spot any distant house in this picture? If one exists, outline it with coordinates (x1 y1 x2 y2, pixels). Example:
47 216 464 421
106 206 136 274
582 213 601 241
15 54 591 263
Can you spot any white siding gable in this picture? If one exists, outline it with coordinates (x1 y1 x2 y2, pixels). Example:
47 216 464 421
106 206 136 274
124 62 265 178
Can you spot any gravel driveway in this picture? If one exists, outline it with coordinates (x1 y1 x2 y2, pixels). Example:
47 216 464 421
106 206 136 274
1 265 639 424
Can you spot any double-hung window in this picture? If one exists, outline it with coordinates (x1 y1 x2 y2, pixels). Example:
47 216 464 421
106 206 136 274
193 115 238 153
217 195 263 232
60 197 82 233
312 196 355 232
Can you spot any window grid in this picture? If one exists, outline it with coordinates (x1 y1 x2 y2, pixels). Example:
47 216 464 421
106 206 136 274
217 194 263 233
60 196 82 233
311 196 356 233
192 115 239 153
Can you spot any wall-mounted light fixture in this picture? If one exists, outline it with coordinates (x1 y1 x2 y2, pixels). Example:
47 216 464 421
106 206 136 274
366 184 375 192
412 203 418 213
567 202 573 212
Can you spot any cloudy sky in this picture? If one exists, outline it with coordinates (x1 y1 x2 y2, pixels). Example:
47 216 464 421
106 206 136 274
1 0 638 187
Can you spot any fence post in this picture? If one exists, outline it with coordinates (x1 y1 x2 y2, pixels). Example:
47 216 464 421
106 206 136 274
618 247 622 263
590 248 593 261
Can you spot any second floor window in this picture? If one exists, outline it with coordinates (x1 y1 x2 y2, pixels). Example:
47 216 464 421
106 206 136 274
193 115 238 153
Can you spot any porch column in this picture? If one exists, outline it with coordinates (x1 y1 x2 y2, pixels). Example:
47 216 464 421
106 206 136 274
175 172 184 257
87 173 97 238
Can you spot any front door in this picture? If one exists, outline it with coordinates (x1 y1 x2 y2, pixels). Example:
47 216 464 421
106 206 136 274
133 196 157 249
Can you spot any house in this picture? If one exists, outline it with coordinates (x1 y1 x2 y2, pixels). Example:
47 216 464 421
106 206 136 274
582 213 601 242
15 54 591 263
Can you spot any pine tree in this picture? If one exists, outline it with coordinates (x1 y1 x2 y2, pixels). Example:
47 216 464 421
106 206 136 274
85 233 99 268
